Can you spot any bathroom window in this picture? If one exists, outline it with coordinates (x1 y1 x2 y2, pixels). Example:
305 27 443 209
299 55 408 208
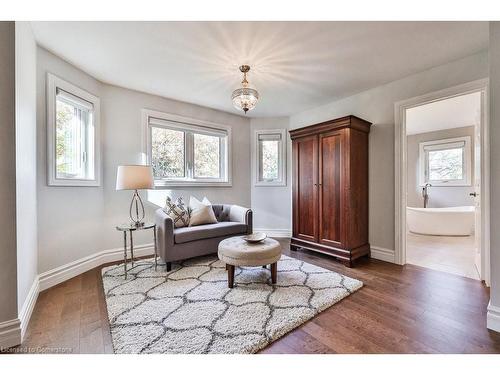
47 73 101 186
254 129 286 186
419 136 472 186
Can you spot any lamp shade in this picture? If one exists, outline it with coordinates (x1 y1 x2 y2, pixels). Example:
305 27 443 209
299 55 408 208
116 165 154 190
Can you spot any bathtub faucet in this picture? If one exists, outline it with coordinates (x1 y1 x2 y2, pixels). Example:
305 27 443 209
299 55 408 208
422 183 432 208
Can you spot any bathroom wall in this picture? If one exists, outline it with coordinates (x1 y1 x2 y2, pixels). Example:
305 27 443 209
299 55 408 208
407 126 476 208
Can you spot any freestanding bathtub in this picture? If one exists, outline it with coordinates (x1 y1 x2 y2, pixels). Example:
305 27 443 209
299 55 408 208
406 206 475 236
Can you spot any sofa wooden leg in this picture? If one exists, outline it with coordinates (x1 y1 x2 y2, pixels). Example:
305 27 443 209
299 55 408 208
270 262 277 284
227 264 235 288
166 262 172 272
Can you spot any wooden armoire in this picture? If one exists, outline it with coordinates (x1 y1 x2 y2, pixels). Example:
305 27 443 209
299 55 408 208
289 115 371 267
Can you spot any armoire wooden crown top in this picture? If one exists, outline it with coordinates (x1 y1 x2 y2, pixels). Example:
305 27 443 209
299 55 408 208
289 115 372 140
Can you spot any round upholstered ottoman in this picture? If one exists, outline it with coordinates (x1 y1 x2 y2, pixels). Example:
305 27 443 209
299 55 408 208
218 236 282 288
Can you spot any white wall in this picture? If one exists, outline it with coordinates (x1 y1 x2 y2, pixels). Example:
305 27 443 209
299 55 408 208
488 21 500 331
289 51 488 251
36 47 251 274
15 22 38 315
100 84 251 251
0 21 18 324
250 117 291 234
37 47 104 274
407 126 476 208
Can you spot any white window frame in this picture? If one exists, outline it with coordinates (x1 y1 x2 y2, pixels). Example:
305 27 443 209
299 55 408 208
418 136 472 187
46 73 101 187
253 129 286 187
142 109 232 187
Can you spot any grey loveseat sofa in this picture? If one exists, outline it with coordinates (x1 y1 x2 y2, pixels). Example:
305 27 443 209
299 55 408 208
155 204 252 271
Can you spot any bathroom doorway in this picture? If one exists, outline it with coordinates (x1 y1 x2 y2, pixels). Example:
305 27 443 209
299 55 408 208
395 80 490 284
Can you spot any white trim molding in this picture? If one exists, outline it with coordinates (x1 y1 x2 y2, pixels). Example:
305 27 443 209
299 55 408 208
0 319 21 349
487 301 500 333
39 243 155 292
46 73 101 187
418 136 472 187
253 129 287 187
370 246 396 263
19 276 39 340
394 79 490 286
141 108 233 187
254 228 292 238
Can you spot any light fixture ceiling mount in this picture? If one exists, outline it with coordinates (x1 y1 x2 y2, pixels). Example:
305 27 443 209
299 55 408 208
231 65 259 114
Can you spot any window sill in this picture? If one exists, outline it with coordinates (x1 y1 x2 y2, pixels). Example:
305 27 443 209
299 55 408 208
418 183 472 187
254 181 287 187
48 178 100 187
154 180 232 188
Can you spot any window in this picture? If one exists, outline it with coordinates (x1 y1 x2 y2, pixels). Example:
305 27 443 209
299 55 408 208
254 129 286 186
419 136 472 186
47 74 101 186
144 110 231 186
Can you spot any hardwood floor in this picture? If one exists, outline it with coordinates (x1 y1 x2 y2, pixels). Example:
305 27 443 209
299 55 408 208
19 239 500 354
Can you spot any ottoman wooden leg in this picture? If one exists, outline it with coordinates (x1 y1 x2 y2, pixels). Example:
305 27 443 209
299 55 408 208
270 262 277 284
227 264 235 288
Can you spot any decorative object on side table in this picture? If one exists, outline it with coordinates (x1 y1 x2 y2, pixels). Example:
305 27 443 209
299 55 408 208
115 222 157 279
218 236 281 288
116 165 154 227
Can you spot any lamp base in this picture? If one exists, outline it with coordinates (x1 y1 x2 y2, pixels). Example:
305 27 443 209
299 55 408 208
129 190 146 227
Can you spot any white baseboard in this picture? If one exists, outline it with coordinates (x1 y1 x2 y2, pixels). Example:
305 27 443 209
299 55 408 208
487 301 500 333
370 246 396 263
0 319 21 349
39 243 155 292
254 228 292 238
19 276 39 340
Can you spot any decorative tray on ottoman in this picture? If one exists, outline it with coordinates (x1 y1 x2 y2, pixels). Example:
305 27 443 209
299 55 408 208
242 232 267 243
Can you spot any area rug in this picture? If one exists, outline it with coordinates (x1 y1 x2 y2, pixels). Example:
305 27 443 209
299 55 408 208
101 255 362 354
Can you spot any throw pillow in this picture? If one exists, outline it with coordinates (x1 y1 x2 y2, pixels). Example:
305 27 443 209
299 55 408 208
163 196 189 228
189 196 218 226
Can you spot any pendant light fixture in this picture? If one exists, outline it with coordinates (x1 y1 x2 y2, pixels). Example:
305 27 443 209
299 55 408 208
231 65 259 114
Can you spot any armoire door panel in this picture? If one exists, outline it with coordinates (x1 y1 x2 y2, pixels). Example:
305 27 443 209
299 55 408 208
293 135 318 242
319 131 343 247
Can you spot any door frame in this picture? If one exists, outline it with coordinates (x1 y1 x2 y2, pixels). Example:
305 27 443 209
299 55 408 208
394 79 490 285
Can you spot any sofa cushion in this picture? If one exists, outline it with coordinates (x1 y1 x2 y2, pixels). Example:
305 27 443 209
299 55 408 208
174 222 247 244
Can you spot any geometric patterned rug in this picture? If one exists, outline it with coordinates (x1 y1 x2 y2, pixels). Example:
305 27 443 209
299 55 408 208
101 255 363 354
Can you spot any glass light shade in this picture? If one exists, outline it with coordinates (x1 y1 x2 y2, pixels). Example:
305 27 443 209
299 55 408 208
232 87 259 113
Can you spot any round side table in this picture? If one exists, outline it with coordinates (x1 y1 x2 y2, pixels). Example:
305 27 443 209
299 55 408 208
115 222 157 279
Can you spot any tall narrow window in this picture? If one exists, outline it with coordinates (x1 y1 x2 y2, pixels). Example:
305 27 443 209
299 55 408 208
47 74 101 186
144 110 231 186
254 129 286 186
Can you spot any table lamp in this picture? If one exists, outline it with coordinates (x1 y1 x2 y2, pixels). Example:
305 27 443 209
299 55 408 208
116 165 154 227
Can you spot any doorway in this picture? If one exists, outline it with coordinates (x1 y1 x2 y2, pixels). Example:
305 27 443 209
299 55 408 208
395 80 490 284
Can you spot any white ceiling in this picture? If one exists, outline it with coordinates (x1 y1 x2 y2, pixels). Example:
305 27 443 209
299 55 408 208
406 92 481 135
30 22 488 118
